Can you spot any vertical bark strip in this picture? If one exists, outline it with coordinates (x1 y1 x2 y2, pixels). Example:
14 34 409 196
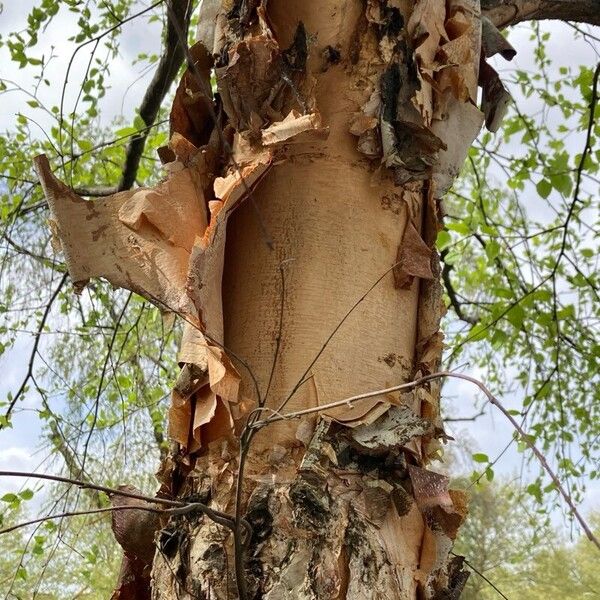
34 1 515 598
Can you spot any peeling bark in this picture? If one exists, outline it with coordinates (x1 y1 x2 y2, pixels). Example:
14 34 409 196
153 1 485 598
152 420 469 600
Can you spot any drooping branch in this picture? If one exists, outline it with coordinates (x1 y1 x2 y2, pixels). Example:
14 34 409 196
0 470 250 536
482 0 600 28
48 420 104 508
1 273 68 429
248 371 600 552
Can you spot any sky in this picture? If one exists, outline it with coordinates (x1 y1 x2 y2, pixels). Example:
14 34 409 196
0 1 598 532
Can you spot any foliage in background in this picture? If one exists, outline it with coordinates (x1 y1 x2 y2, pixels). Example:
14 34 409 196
0 502 121 599
454 478 600 599
0 1 598 597
442 24 599 514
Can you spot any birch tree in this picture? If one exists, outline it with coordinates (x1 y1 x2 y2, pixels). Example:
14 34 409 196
1 0 599 598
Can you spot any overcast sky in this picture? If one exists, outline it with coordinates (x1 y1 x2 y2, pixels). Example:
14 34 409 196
0 2 598 527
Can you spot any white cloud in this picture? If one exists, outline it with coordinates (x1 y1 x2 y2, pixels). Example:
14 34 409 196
0 446 38 495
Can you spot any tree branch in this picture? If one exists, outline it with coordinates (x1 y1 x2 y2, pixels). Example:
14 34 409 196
482 0 600 28
249 371 600 553
0 471 250 537
441 250 478 325
118 0 193 191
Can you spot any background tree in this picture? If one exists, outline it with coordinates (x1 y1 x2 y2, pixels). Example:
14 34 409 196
453 480 600 599
0 1 598 598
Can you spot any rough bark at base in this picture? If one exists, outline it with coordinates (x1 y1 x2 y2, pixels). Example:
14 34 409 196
152 421 469 600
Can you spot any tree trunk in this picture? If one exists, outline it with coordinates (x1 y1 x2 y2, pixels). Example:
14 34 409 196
35 0 505 598
152 1 485 598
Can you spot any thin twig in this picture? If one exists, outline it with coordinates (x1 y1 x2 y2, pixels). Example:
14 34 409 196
552 61 599 276
0 506 163 535
58 0 166 164
276 260 401 415
251 371 600 552
0 470 251 537
79 293 132 474
262 259 294 406
1 273 68 428
453 552 510 600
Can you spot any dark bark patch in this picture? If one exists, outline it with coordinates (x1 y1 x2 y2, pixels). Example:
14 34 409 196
245 491 273 600
282 22 308 72
246 488 274 549
322 45 341 67
344 509 379 583
201 543 227 571
158 527 186 559
380 64 400 124
379 6 404 39
290 477 331 527
227 0 260 30
432 555 470 600
391 484 414 517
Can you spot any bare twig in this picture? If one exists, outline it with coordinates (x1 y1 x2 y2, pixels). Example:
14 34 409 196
0 506 162 535
453 552 510 600
262 259 294 406
251 371 600 552
276 260 401 415
1 273 68 429
0 470 251 538
444 406 486 422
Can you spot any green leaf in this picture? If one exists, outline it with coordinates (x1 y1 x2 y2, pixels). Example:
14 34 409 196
536 179 552 199
473 453 489 463
77 139 93 152
446 221 471 235
526 482 543 503
436 230 452 250
506 304 526 329
19 488 34 500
